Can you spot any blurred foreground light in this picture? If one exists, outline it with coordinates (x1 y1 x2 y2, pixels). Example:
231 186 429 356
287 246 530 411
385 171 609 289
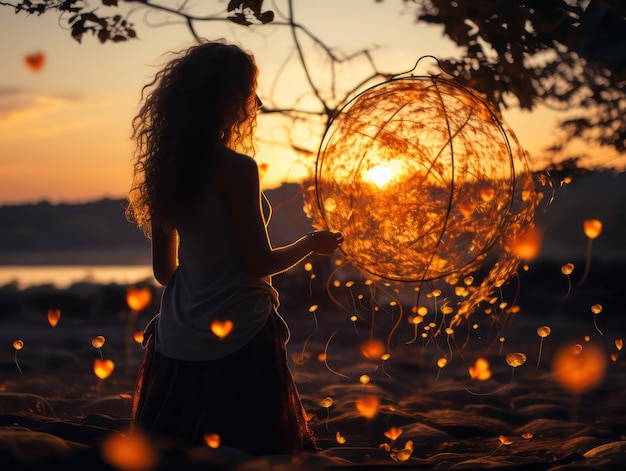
553 343 607 394
101 429 158 471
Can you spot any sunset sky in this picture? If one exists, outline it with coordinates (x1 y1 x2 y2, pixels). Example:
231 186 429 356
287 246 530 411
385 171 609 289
0 1 618 205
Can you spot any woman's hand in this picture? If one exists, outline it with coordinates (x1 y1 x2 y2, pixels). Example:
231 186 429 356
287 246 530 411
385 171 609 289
310 230 344 256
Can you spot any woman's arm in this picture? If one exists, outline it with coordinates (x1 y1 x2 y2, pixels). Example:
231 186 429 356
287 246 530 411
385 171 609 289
151 222 178 286
222 154 342 279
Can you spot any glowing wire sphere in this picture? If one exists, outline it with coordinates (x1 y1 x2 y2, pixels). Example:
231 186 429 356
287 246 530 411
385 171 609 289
315 76 536 281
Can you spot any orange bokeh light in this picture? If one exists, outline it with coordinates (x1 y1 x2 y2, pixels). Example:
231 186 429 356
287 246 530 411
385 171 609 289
355 395 380 419
94 359 115 379
204 433 221 448
126 287 152 312
360 339 386 360
552 343 607 394
384 426 403 441
469 358 492 380
133 331 145 344
583 219 602 239
507 226 542 260
47 309 61 327
24 52 45 72
101 429 158 471
210 319 234 338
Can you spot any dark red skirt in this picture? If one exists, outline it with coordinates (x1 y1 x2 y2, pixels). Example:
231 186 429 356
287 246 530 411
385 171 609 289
131 312 316 456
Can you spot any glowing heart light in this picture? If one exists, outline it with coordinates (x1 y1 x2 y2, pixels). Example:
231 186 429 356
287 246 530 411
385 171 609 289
355 395 380 419
204 433 221 449
47 309 61 327
210 319 234 338
126 287 152 312
384 426 403 441
24 52 45 72
94 359 115 379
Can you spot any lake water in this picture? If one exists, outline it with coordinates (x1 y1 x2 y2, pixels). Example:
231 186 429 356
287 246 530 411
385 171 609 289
0 265 155 289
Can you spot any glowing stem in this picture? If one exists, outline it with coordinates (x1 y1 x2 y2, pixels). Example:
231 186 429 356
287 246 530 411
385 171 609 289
593 315 604 336
562 275 572 300
536 337 544 370
14 351 23 375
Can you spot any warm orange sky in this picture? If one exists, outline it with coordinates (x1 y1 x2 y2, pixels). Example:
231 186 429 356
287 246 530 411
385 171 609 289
0 1 620 205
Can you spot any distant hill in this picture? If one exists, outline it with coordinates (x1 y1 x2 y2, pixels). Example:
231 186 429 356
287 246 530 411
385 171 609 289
0 185 314 265
1 172 624 265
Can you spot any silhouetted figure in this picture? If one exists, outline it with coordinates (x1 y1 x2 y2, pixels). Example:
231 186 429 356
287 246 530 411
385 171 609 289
126 40 342 455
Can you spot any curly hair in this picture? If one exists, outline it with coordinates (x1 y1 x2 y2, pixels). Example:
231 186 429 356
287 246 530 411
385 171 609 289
127 40 259 237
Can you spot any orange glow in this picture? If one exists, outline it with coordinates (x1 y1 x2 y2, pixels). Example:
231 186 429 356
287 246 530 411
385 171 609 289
583 219 602 239
258 162 269 178
552 343 607 393
92 335 106 348
360 339 386 360
355 395 380 419
505 352 527 367
522 433 533 440
24 51 45 72
204 433 221 448
561 263 574 275
320 397 333 408
390 440 414 462
469 358 492 380
47 309 61 327
591 304 603 314
479 187 495 202
336 432 347 444
384 426 403 441
13 339 24 351
359 374 370 385
126 287 152 312
94 359 115 379
616 339 623 351
133 331 144 344
499 435 513 445
508 226 542 260
101 429 158 471
537 326 551 338
437 357 448 369
210 319 234 338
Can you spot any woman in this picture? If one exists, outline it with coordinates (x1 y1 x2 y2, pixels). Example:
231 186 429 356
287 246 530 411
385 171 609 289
127 40 343 455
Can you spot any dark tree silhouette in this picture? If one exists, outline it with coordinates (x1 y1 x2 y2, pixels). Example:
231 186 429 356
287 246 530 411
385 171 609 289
2 0 625 165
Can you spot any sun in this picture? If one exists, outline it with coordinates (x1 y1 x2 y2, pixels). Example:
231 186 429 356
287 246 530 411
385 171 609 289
364 164 394 188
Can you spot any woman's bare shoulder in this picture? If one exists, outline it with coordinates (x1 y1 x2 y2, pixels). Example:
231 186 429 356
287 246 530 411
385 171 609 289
214 148 258 178
210 148 259 198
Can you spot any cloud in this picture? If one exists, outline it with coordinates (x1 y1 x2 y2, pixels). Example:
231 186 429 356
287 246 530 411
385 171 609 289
0 87 82 123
